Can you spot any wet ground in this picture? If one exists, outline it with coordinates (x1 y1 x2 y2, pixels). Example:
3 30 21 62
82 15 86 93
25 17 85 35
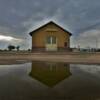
0 61 100 100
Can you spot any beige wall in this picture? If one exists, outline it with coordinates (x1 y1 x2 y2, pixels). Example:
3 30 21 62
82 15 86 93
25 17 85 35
32 23 70 48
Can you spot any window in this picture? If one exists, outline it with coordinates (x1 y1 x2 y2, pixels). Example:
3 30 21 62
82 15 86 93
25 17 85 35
52 36 56 44
46 36 56 44
47 36 51 44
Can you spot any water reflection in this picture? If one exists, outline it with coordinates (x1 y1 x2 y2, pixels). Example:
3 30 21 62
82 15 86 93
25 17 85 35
0 62 100 99
29 61 71 87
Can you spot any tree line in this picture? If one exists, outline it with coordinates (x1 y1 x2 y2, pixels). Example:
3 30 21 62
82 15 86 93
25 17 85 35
8 45 20 51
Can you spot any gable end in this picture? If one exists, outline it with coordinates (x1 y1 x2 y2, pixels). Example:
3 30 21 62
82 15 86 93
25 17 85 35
29 21 72 36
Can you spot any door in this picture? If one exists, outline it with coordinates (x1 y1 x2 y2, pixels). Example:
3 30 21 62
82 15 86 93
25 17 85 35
64 42 67 47
46 36 57 51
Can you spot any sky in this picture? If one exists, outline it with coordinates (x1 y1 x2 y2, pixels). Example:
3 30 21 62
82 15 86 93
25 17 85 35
0 0 100 49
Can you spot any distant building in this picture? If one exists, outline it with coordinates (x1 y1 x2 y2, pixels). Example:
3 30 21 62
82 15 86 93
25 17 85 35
29 21 72 51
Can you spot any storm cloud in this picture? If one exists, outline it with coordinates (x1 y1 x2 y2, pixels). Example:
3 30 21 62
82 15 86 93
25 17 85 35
0 0 100 49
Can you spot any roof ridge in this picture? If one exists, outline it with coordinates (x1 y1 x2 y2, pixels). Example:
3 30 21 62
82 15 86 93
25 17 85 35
29 21 72 36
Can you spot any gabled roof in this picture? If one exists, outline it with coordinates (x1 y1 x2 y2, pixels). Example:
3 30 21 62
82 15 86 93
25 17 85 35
29 21 72 36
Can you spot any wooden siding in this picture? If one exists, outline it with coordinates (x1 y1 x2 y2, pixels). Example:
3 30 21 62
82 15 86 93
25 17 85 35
32 23 70 50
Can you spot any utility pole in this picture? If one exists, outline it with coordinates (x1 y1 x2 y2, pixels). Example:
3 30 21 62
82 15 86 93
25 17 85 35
96 38 98 50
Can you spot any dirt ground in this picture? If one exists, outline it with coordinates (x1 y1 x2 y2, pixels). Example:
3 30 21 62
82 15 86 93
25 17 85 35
0 52 100 64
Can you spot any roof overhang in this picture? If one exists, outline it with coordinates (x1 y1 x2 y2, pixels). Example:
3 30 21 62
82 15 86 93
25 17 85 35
29 21 72 36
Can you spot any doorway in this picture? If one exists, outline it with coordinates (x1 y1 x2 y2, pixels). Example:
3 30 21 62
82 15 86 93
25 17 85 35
46 36 57 51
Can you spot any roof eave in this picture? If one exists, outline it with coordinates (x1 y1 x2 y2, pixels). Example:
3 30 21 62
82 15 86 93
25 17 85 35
29 21 72 36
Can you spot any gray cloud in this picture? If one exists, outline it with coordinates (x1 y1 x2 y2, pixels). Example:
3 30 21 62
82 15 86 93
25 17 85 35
0 0 100 48
71 29 100 48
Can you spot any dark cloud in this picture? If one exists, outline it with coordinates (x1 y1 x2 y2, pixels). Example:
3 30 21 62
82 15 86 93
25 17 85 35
0 0 100 48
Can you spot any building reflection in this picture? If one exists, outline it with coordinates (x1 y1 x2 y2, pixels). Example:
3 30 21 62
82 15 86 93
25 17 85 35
29 61 71 87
